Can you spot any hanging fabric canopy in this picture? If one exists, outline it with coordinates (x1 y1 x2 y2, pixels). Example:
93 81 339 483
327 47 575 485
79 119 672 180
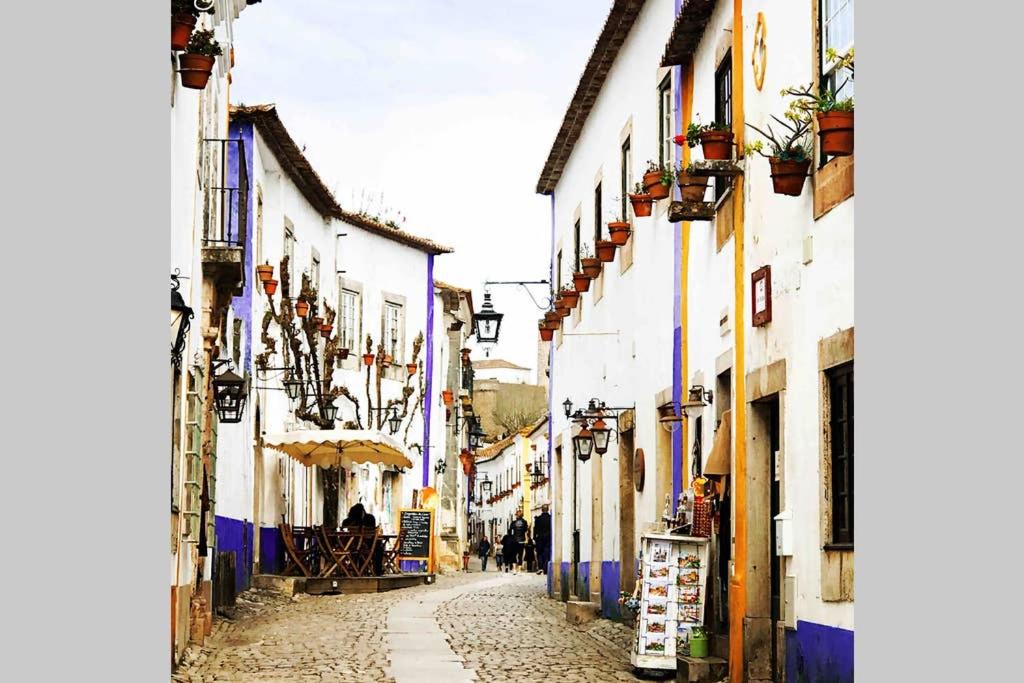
262 429 413 470
703 409 732 476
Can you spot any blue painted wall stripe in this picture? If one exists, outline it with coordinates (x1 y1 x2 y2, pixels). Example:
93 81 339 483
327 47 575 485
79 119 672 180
671 9 684 503
422 254 435 487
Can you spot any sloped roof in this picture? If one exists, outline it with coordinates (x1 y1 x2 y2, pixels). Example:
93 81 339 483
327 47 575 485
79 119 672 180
660 0 718 67
475 432 518 460
473 359 529 371
535 0 647 195
230 104 452 255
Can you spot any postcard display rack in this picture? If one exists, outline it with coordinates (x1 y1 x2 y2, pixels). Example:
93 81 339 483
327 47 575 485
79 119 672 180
630 533 711 671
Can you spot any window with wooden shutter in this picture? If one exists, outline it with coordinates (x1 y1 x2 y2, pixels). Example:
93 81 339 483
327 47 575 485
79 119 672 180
182 368 204 543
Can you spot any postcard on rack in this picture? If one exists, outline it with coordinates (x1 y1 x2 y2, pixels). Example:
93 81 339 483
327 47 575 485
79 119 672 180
679 552 701 568
680 604 700 622
645 637 666 653
646 601 668 616
679 585 701 604
678 568 700 585
650 541 670 565
647 583 669 599
648 566 670 580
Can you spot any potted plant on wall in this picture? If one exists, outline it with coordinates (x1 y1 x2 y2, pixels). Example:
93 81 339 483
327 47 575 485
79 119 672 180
675 164 711 202
595 237 617 263
179 29 222 90
628 182 654 218
683 120 734 160
642 161 674 200
784 48 854 156
172 0 200 52
607 206 632 246
745 101 814 196
539 321 555 342
572 268 591 293
580 244 602 279
559 284 580 310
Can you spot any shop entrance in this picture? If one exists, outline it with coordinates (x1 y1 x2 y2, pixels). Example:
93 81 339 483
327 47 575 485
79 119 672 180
750 392 783 681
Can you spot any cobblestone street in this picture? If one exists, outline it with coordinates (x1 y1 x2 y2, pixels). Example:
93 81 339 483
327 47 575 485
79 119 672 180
173 564 652 683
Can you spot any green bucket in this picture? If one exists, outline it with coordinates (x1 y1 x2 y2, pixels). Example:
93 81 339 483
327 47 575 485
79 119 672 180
689 631 709 658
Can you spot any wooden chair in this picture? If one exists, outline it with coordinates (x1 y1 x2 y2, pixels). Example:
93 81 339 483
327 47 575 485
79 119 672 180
279 523 314 578
381 537 399 575
354 528 382 577
316 527 358 578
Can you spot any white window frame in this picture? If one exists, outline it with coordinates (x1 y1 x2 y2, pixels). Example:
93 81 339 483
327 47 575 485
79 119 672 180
310 247 320 292
284 219 296 288
821 0 854 101
383 302 403 363
339 288 360 352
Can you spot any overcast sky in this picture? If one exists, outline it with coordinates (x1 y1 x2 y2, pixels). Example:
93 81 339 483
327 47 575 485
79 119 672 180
231 0 610 378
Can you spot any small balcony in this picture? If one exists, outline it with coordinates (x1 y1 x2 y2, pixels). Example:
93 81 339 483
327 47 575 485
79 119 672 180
201 137 248 296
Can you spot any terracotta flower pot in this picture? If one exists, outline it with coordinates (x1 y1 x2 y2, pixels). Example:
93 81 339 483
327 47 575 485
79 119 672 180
178 53 215 90
544 311 561 324
171 13 197 51
339 348 350 360
608 222 631 246
643 171 670 199
581 257 602 279
383 354 393 366
677 170 711 202
572 272 591 293
672 134 688 147
595 240 617 263
540 325 554 341
362 353 375 366
629 193 653 218
319 324 332 338
555 303 571 318
255 263 274 282
768 158 812 196
263 279 278 296
817 111 854 157
442 390 454 406
406 363 418 377
560 290 580 309
294 300 310 317
699 130 734 160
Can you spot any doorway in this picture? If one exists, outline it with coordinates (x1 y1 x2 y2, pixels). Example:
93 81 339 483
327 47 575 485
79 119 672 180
751 392 783 681
618 426 636 598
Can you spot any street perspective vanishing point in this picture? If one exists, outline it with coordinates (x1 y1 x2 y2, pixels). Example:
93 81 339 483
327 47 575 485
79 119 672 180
170 1 854 682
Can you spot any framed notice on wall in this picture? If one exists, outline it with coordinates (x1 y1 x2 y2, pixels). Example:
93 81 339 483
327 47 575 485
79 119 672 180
752 265 772 327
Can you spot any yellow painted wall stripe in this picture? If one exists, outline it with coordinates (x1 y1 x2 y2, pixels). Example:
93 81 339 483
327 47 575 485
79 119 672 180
729 0 747 680
680 60 694 491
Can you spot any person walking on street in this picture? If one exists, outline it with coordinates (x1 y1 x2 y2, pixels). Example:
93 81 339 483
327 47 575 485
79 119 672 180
500 531 516 573
509 509 530 572
495 538 504 571
477 536 492 571
534 504 552 575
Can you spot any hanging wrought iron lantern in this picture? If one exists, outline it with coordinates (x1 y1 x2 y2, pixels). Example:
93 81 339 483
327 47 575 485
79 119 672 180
283 374 303 401
469 418 486 449
472 292 504 344
572 426 594 462
481 474 492 494
590 416 611 455
387 408 402 435
681 385 713 419
212 367 247 424
322 401 338 423
171 273 193 370
563 397 573 418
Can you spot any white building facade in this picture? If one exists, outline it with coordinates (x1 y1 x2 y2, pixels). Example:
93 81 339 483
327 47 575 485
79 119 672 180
169 0 258 665
204 102 458 598
536 2 853 682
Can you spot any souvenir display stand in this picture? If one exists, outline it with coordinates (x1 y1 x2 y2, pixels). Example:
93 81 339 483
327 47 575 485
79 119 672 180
629 533 711 672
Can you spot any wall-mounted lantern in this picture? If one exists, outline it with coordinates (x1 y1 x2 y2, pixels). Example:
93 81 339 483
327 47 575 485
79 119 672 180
212 364 247 424
171 273 194 370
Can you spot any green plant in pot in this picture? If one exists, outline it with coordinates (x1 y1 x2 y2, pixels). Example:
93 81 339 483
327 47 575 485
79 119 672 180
606 203 632 246
628 182 653 218
179 28 222 90
783 47 854 156
580 243 602 279
642 161 674 200
559 283 580 310
684 119 734 160
676 164 710 202
688 626 709 658
745 106 813 196
172 0 202 51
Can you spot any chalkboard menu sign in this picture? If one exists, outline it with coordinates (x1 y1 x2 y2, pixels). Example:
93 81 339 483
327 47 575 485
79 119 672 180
397 508 434 561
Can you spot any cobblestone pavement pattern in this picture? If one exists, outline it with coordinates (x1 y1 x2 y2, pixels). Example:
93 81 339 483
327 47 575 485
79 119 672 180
173 564 658 683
